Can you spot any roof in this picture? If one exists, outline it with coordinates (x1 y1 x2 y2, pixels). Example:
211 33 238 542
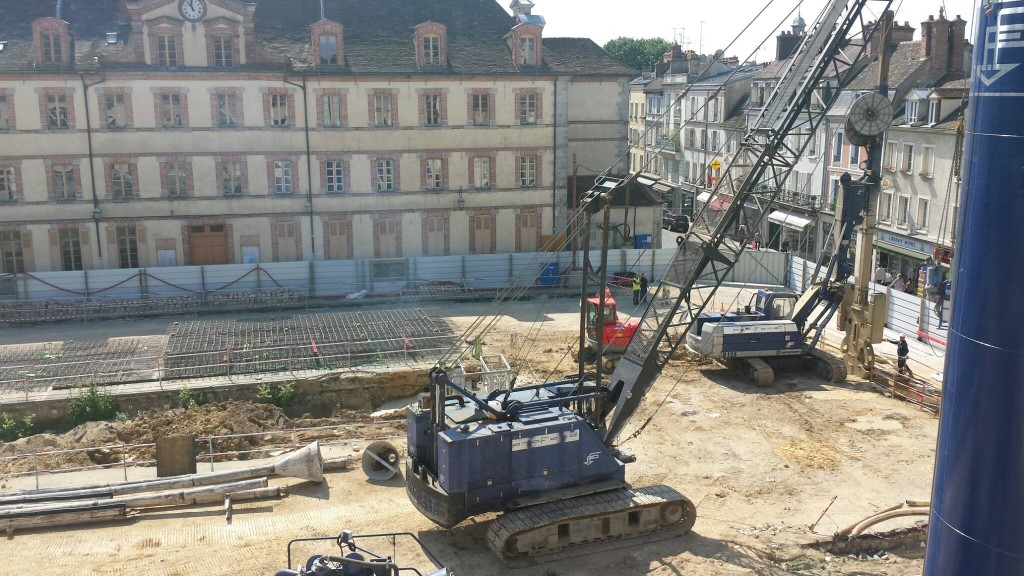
591 176 663 207
932 76 969 98
847 41 928 90
754 60 789 80
0 0 633 76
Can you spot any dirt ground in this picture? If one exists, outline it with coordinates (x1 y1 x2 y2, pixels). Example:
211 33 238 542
0 297 939 575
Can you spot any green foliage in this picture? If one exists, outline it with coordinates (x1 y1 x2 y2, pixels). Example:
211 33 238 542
179 386 207 410
602 37 672 71
0 413 35 442
67 383 119 426
257 381 297 408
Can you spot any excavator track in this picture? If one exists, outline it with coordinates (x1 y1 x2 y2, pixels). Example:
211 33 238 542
808 349 847 382
726 357 775 387
486 485 696 560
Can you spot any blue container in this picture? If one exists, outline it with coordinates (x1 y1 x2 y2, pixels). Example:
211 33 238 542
924 3 1024 573
538 262 559 286
634 234 652 249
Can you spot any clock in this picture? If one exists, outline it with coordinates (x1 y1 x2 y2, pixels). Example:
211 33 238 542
179 0 207 22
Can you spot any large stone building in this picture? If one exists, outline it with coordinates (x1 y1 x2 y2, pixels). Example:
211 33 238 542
0 0 634 273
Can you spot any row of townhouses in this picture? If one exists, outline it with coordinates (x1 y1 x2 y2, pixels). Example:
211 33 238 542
632 9 970 289
0 0 648 274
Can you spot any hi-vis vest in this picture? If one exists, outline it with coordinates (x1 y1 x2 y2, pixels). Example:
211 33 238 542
632 276 641 291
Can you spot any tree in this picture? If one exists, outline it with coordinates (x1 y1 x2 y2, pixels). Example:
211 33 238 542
603 37 672 72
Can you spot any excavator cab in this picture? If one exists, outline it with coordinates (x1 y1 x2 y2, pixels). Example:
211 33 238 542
585 289 619 339
751 289 798 321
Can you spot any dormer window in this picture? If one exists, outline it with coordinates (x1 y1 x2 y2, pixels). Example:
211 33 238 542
519 37 536 66
414 22 447 68
423 35 440 65
42 33 61 64
905 100 919 123
158 35 178 67
311 20 344 68
320 35 338 65
213 36 233 67
927 100 939 124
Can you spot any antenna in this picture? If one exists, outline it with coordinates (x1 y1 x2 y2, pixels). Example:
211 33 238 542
319 0 326 20
56 0 63 19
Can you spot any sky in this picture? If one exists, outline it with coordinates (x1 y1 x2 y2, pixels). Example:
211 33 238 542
530 0 981 65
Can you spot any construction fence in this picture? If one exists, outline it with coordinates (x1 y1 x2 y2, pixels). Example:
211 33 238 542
787 255 949 349
0 248 787 323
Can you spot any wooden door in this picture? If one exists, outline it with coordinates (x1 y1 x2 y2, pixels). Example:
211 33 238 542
188 224 228 265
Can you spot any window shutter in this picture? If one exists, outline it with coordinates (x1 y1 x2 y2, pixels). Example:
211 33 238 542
21 230 35 272
136 226 147 244
80 229 90 245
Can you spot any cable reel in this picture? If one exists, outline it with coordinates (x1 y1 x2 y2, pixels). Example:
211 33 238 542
844 91 893 146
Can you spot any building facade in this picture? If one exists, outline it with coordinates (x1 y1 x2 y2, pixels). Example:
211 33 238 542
0 0 634 273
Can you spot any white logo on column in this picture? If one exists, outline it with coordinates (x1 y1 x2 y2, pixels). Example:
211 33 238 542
979 5 1024 85
584 452 601 466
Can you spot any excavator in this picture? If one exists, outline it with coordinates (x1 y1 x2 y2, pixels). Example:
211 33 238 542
405 0 894 559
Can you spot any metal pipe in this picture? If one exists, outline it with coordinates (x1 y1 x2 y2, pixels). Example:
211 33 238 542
924 3 1024 572
850 507 929 538
80 72 105 267
283 71 316 260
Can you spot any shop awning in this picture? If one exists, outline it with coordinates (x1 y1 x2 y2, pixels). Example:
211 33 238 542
873 241 929 260
697 191 732 211
696 191 712 203
767 209 813 230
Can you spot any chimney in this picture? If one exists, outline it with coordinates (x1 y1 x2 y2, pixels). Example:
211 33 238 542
892 21 915 44
950 15 967 74
921 15 934 59
928 10 951 80
663 43 683 63
776 30 800 60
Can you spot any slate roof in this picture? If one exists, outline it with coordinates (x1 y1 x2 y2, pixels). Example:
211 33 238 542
846 41 927 90
0 0 633 76
932 76 969 98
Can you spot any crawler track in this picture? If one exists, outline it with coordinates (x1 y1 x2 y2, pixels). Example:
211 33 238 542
486 485 696 560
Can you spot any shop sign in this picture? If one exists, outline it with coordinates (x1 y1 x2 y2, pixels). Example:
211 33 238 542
876 232 928 254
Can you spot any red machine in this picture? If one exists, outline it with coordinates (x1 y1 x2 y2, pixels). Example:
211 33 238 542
577 289 639 369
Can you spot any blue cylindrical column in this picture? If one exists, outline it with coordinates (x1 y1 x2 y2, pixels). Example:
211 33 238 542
924 2 1024 573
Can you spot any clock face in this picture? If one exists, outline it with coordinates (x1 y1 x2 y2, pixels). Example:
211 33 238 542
179 0 207 21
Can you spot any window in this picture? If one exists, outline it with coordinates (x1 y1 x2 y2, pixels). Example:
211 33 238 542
222 161 243 195
216 94 239 127
711 97 720 122
112 164 134 199
59 229 83 271
927 100 939 124
829 179 840 210
901 143 915 172
42 33 62 64
270 94 289 126
473 157 490 188
323 94 342 127
325 160 344 194
376 160 394 192
0 95 8 130
685 128 695 148
808 130 817 155
157 35 177 67
374 94 392 127
884 141 898 171
105 94 127 128
905 100 919 123
700 129 707 151
519 93 537 125
116 227 139 269
921 146 935 178
212 36 233 67
424 158 443 190
423 35 440 65
472 94 490 126
879 191 893 222
519 36 536 66
274 161 293 194
897 196 910 226
0 167 15 201
160 94 182 127
916 198 930 231
47 94 69 129
849 144 860 167
832 131 843 163
166 162 188 198
519 156 536 187
320 35 338 65
53 166 74 200
424 94 441 127
757 85 766 106
710 131 719 151
0 231 23 274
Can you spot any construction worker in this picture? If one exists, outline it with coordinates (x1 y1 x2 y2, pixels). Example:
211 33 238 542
632 274 641 305
886 334 914 377
640 272 649 303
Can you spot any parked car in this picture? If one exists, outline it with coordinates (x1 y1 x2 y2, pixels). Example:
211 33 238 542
662 212 690 233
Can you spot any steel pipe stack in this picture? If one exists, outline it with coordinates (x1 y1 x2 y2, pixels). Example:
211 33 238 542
924 2 1024 572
